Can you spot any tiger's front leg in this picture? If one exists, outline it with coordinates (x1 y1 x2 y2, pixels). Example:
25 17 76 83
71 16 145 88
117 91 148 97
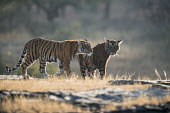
80 66 87 79
99 67 106 80
39 60 48 77
55 62 64 76
87 67 94 79
63 64 72 78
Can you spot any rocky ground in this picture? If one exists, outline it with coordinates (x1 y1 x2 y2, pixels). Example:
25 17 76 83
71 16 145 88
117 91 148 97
0 75 170 112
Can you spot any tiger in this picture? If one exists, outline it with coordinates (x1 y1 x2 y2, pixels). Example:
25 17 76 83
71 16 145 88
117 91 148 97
77 37 122 79
6 37 92 79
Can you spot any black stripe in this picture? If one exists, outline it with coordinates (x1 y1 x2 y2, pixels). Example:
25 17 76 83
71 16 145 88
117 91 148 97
59 66 63 69
25 58 31 66
42 42 51 59
41 66 45 69
81 69 85 73
39 40 46 55
32 41 36 60
44 43 53 61
99 69 104 71
35 38 40 59
19 60 22 63
28 54 33 63
39 38 44 46
40 41 49 57
29 41 34 63
24 45 28 54
80 61 85 66
30 40 35 62
21 55 25 58
24 63 30 67
53 43 58 61
48 43 55 62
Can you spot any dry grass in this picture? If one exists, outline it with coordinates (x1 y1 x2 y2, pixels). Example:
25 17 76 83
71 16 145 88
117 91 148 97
103 95 170 111
1 94 170 112
0 98 89 113
0 77 152 92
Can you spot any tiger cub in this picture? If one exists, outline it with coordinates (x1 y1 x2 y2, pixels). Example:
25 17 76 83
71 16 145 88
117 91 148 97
6 38 92 79
77 37 122 79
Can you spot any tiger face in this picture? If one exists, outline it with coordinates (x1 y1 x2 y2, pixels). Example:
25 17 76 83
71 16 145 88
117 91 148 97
77 39 93 55
104 37 123 55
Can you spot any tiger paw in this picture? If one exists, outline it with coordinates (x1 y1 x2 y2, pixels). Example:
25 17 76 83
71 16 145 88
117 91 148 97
41 72 48 77
23 75 31 79
47 75 53 78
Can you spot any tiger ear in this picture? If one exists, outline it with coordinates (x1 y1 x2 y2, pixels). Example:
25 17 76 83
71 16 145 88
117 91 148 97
118 40 123 45
104 37 109 42
84 39 88 41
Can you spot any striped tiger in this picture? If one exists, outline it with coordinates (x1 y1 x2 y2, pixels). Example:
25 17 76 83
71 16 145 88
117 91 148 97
6 38 92 79
77 37 122 79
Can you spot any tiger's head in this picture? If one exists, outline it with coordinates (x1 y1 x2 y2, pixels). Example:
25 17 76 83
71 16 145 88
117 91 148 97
104 37 123 55
77 39 93 55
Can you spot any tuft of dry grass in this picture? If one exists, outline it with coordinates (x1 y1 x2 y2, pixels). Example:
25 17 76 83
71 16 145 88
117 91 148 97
0 77 152 92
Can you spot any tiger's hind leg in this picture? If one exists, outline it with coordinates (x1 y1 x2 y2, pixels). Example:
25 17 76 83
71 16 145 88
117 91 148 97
21 54 36 79
39 60 48 77
21 63 29 79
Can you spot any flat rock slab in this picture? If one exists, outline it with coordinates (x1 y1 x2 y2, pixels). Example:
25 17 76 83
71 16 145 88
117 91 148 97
0 75 24 80
109 80 170 90
0 75 35 80
0 88 170 112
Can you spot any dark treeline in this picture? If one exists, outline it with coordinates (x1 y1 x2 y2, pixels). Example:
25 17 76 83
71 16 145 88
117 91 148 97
1 0 170 34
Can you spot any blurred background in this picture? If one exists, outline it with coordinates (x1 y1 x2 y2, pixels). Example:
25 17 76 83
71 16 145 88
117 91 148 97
0 0 170 79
